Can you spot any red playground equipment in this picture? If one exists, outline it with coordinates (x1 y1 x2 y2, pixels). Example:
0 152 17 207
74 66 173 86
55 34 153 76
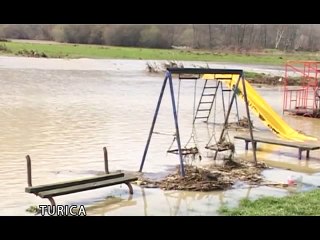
283 60 320 117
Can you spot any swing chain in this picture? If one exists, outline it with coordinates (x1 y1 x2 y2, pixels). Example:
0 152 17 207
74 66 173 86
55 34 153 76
167 78 202 162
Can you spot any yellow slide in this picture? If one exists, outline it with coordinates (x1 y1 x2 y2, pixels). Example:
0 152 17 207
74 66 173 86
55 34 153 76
202 74 317 142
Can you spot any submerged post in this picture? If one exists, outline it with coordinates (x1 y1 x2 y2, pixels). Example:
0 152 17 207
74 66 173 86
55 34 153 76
139 75 168 172
103 147 109 174
168 71 185 177
26 155 32 187
241 75 257 164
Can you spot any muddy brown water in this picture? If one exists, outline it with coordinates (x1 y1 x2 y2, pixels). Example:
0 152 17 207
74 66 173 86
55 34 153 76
0 56 320 215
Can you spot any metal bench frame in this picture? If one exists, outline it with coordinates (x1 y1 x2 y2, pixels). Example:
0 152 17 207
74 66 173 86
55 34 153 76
25 147 137 206
234 134 320 160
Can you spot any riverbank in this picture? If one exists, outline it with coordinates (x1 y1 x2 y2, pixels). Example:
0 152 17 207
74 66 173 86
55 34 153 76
146 61 297 86
1 40 320 65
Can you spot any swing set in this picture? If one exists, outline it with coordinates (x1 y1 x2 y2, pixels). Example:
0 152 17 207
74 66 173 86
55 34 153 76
139 68 257 176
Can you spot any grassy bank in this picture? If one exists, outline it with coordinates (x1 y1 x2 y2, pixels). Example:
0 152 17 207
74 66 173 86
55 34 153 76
1 41 320 65
219 189 320 216
244 71 299 85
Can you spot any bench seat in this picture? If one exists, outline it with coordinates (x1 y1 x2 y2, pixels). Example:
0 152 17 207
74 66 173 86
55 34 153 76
26 172 125 194
37 175 138 198
234 134 320 159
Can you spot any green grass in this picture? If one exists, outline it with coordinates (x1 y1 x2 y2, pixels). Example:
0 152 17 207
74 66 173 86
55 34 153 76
219 189 320 216
1 41 320 65
244 71 267 78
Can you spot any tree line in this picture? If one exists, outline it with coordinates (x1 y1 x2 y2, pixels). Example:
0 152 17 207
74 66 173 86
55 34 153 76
1 24 320 51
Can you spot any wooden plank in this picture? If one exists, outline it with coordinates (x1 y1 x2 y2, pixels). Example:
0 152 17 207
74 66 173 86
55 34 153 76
234 134 320 150
26 172 124 194
37 175 138 198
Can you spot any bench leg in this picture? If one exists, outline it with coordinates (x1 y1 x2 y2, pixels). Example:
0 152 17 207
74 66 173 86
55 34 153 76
253 141 257 149
48 197 56 206
298 149 302 160
124 182 134 194
306 150 310 159
245 141 249 150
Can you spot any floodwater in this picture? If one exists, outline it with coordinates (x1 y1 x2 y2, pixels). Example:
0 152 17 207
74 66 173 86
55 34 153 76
0 56 320 216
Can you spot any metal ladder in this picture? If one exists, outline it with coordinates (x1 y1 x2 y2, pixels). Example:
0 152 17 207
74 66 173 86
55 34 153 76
193 80 220 123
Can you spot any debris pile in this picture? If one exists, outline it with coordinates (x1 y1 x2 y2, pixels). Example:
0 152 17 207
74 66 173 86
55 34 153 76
136 160 269 191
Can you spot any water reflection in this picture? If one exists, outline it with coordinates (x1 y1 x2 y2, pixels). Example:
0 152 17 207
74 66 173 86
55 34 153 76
85 184 290 216
85 195 136 215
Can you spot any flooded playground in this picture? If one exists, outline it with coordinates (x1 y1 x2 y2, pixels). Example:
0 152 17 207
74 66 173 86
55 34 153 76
0 56 320 215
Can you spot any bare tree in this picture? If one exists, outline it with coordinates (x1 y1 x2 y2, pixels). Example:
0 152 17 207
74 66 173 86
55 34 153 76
275 25 286 49
235 24 246 48
2 24 320 51
192 24 200 49
208 24 213 49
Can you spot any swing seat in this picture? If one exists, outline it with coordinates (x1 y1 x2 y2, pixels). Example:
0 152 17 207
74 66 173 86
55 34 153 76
205 142 234 152
167 147 199 155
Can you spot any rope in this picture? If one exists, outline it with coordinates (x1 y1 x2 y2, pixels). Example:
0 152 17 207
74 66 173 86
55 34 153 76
206 81 218 147
223 76 237 156
225 84 232 143
167 136 176 152
167 79 181 152
230 80 240 123
184 79 202 162
213 81 219 129
185 79 199 149
167 78 202 162
192 79 197 123
176 79 181 120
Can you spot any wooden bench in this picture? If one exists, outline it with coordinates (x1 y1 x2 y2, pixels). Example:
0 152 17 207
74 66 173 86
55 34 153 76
25 147 138 206
234 134 320 160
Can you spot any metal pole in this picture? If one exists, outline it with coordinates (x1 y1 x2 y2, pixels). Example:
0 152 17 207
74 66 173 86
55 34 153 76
26 155 32 187
214 75 241 160
103 147 109 174
141 188 148 216
139 75 168 172
283 63 288 114
241 75 257 164
168 72 185 177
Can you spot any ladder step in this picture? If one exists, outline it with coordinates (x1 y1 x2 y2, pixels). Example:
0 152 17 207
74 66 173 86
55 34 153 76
195 116 208 119
179 77 199 80
179 74 200 79
222 89 231 92
202 94 215 96
194 80 218 121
